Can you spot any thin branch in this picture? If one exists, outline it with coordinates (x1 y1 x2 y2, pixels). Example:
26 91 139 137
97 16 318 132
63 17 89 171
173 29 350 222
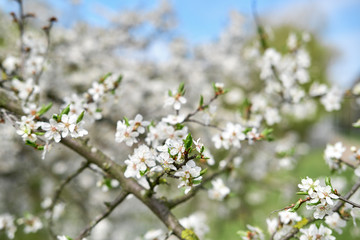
182 94 219 122
338 196 360 208
48 161 89 239
333 178 360 212
184 119 223 131
337 158 357 169
74 191 129 240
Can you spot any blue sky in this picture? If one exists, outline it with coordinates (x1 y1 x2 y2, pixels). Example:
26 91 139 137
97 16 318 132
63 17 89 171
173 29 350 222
1 0 359 86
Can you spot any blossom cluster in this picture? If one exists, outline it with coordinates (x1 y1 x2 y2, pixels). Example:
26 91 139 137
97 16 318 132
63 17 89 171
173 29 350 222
63 73 122 122
266 210 302 240
299 224 335 240
324 142 346 171
298 177 339 219
0 213 44 239
15 104 88 159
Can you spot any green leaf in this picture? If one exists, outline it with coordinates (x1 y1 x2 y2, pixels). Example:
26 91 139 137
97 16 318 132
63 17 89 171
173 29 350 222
178 82 185 95
307 201 320 206
199 95 204 107
104 178 112 189
199 168 207 176
116 75 123 84
100 72 112 83
296 191 308 195
325 176 331 186
34 131 45 136
123 117 130 127
37 102 52 116
175 123 184 130
61 104 71 116
76 111 85 123
139 169 148 177
36 145 44 150
261 128 274 141
212 82 217 91
192 179 202 185
168 90 173 97
184 133 193 150
53 114 59 121
25 140 37 148
292 200 302 211
243 127 253 134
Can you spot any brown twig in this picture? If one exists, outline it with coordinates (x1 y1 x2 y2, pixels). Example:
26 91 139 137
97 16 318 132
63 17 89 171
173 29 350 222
74 191 129 240
48 161 89 239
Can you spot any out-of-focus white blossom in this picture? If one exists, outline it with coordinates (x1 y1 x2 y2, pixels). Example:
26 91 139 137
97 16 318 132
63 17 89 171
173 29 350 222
0 214 17 239
208 178 230 201
324 142 346 171
179 212 209 239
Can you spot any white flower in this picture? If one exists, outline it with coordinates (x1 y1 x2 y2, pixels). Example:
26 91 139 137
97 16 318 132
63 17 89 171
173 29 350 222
174 160 202 194
164 92 187 110
193 138 203 152
324 142 346 171
58 114 77 138
16 116 39 142
314 185 339 205
264 108 281 126
213 122 246 149
266 218 278 235
41 119 62 143
309 82 328 97
12 78 39 101
2 55 20 74
212 133 229 149
298 177 320 192
129 114 150 134
287 33 297 50
156 152 176 171
70 120 88 138
17 214 43 233
246 128 260 144
124 145 156 179
208 178 230 201
57 236 70 240
115 120 139 146
23 103 40 116
144 229 166 240
160 139 185 163
88 82 105 102
321 87 342 112
325 212 346 234
0 214 17 239
308 203 333 219
84 103 102 121
179 212 209 239
278 210 301 225
300 224 335 240
240 225 264 240
161 114 185 125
